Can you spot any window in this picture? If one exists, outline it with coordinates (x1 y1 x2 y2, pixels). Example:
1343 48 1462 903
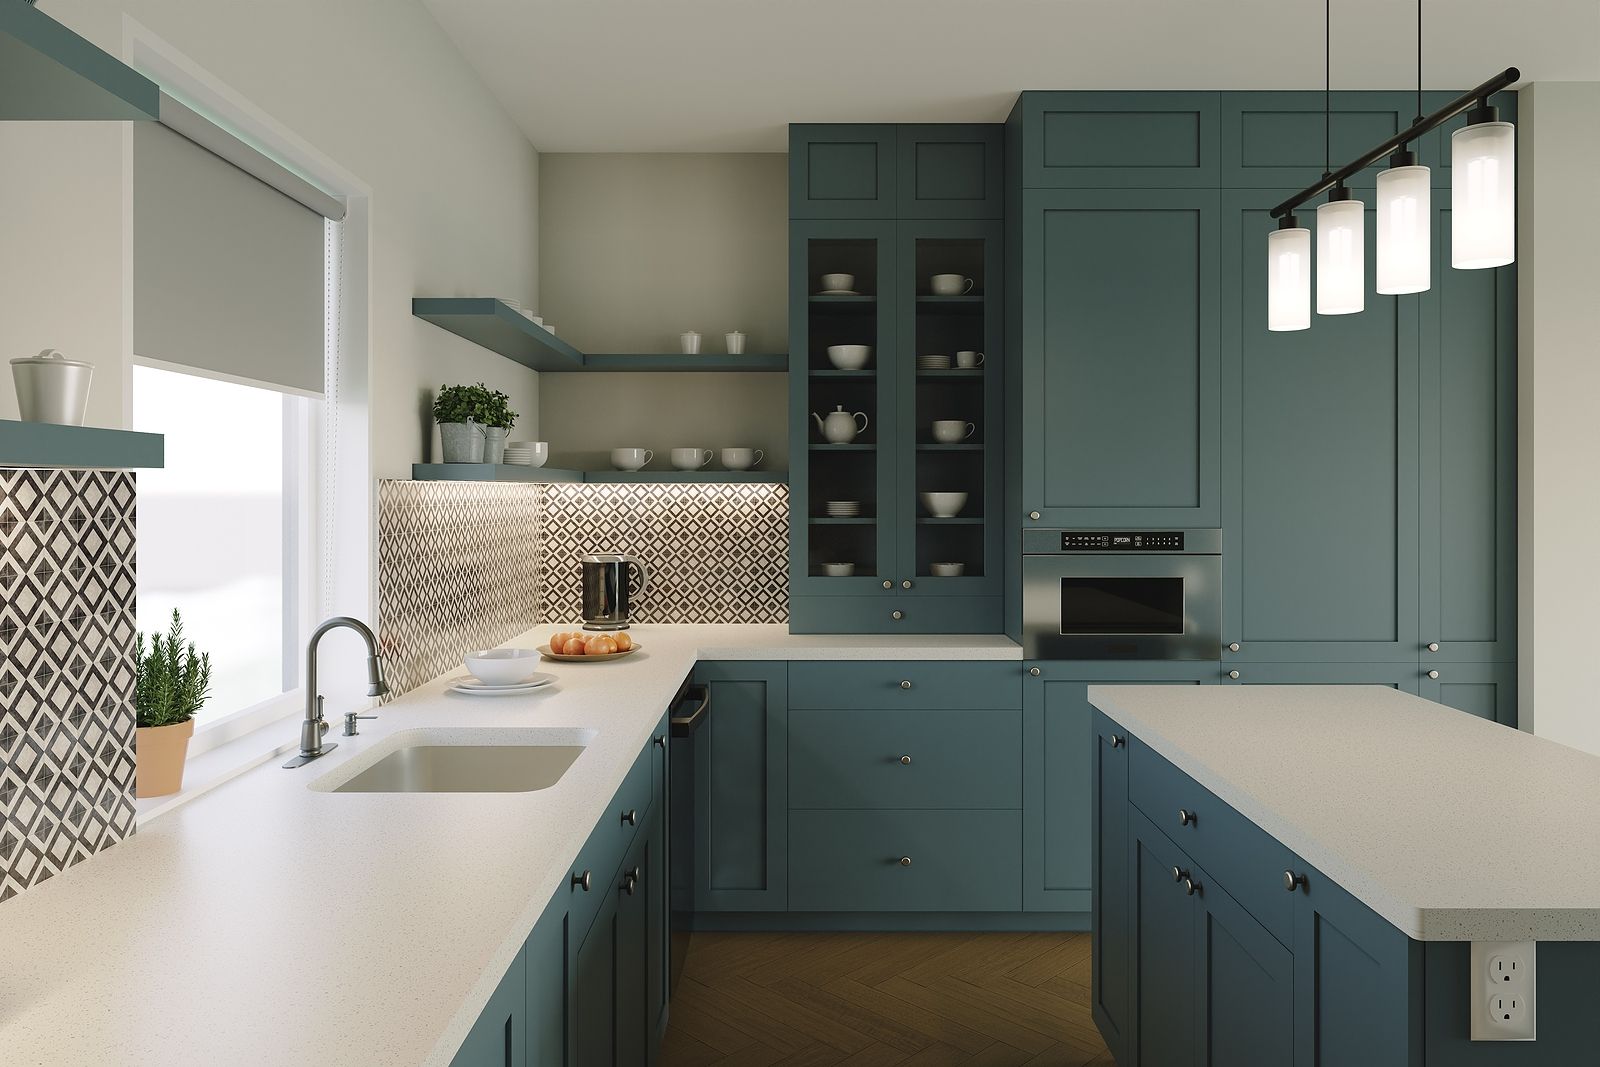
131 365 316 736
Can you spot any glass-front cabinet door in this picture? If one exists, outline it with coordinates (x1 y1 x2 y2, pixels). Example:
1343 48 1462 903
789 220 898 597
894 220 1003 597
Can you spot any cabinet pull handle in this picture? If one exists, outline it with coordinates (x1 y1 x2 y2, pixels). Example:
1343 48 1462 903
621 809 638 826
622 870 639 896
1029 666 1041 677
1227 670 1241 680
1183 877 1202 897
891 610 904 621
1283 870 1308 892
1171 866 1188 883
899 754 912 765
1426 642 1440 653
1427 670 1440 680
572 870 592 892
1109 734 1125 748
1178 808 1196 827
899 856 913 867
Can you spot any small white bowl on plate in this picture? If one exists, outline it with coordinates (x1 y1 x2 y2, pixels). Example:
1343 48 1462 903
464 647 541 685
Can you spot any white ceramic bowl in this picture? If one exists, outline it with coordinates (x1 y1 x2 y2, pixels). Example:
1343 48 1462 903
820 272 856 292
827 345 872 371
464 647 540 685
920 491 969 518
930 562 966 577
821 562 856 577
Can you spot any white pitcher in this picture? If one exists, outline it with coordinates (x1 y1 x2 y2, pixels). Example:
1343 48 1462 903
812 405 869 444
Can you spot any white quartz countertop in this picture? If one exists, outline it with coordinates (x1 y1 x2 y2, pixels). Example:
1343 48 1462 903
0 625 1018 1067
1086 684 1600 942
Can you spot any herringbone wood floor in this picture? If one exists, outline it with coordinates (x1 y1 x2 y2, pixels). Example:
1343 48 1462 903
661 931 1115 1066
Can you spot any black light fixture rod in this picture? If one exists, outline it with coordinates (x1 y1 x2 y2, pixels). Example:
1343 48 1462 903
1269 65 1520 219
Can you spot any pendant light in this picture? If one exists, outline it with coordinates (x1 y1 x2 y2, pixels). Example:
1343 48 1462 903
1314 1 1365 317
1268 214 1311 331
1452 102 1516 268
1376 0 1431 294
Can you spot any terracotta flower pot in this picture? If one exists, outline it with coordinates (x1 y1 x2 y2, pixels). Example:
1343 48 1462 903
135 718 195 798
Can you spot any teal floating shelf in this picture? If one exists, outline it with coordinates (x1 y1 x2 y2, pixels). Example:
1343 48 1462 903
412 299 585 371
0 0 159 121
412 464 785 485
576 354 787 373
0 420 163 470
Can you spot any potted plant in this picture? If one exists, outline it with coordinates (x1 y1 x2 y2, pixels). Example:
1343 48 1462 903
433 382 491 463
481 386 518 464
133 610 213 798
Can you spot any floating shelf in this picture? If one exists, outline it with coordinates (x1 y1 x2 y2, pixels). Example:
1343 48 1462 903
1 0 160 121
0 420 164 470
411 464 784 485
578 353 787 373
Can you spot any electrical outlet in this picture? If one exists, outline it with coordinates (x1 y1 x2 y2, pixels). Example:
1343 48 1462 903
1471 941 1536 1041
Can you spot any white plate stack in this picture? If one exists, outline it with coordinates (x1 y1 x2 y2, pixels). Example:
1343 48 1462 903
504 444 534 465
824 500 862 518
916 354 952 372
448 671 557 698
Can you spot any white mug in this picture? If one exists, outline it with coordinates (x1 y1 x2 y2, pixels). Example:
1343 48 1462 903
956 350 985 368
721 447 764 471
671 447 713 470
611 447 653 471
725 331 746 355
931 420 976 443
930 274 974 296
820 272 855 292
680 331 702 355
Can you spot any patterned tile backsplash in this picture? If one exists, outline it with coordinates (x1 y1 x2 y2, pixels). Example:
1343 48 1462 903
376 480 788 697
0 469 138 904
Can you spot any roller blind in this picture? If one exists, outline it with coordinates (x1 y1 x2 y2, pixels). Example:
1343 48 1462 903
133 121 324 395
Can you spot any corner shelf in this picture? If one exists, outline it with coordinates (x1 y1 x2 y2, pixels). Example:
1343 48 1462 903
0 420 164 470
1 0 160 121
411 464 784 485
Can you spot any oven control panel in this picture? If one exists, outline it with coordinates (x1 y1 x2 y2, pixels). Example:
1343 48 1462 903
1060 531 1185 551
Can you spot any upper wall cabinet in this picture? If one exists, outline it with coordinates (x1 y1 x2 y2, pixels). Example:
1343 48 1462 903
1221 92 1427 190
791 124 1001 219
790 124 898 219
1014 92 1221 188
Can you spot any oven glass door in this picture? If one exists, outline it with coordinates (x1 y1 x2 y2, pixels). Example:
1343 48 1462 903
1059 576 1185 635
1023 554 1221 660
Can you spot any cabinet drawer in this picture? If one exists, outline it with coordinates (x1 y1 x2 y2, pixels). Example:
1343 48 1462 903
790 708 1021 809
567 741 654 936
1128 739 1295 944
788 594 1003 635
789 810 1022 912
789 661 1021 710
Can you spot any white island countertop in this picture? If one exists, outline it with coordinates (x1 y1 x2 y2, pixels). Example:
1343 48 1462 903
1087 684 1600 942
0 625 1019 1067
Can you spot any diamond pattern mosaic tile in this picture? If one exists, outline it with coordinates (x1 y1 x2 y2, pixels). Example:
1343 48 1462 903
0 468 138 904
376 480 789 699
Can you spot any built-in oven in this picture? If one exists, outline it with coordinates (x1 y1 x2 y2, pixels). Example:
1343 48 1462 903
1022 529 1222 660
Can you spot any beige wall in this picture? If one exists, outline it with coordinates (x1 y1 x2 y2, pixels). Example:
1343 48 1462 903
1517 81 1600 755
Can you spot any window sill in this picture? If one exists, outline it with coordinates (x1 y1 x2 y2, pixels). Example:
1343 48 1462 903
136 718 301 825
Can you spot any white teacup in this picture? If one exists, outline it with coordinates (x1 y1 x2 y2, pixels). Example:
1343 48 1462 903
680 331 702 355
721 447 764 471
671 447 713 470
956 350 985 368
611 447 652 471
930 274 974 296
820 272 855 292
931 420 976 443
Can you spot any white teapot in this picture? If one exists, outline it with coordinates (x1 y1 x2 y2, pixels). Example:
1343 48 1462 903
812 405 869 444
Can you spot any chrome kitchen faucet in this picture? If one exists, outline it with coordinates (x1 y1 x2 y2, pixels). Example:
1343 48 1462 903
283 617 387 769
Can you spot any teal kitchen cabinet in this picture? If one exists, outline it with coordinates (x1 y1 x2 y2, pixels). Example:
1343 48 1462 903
790 124 898 219
1221 190 1420 664
525 904 568 1067
1128 806 1201 1067
613 809 664 1067
450 943 527 1067
1220 92 1434 190
1197 860 1296 1067
896 124 1003 219
1018 187 1221 529
687 662 788 911
1417 661 1516 725
1091 709 1132 1064
1218 661 1421 692
570 868 620 1067
1014 91 1221 188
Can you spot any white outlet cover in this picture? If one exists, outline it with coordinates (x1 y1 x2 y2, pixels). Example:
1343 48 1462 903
1470 941 1536 1041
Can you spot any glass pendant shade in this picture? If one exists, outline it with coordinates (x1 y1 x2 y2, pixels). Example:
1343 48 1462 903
1267 224 1311 331
1452 121 1515 268
1317 197 1365 315
1376 165 1431 294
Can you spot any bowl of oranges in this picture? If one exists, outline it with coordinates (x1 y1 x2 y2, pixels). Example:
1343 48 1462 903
540 630 639 661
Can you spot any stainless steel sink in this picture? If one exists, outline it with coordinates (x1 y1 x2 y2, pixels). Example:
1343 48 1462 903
328 741 585 793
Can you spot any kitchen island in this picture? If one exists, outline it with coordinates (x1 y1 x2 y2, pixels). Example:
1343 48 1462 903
1086 684 1600 1065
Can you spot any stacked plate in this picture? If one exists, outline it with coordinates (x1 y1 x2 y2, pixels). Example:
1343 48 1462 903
504 441 547 467
917 354 952 371
824 500 861 518
449 672 556 698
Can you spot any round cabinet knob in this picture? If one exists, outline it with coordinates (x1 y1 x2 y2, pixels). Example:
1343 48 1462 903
1228 670 1241 680
882 580 893 590
900 679 913 689
1427 670 1440 680
571 870 592 892
1029 666 1041 677
1426 642 1440 653
1227 642 1241 653
622 870 639 896
891 610 904 621
1283 870 1308 892
1183 877 1202 897
1110 734 1125 748
1029 511 1041 521
899 856 913 867
621 809 638 826
1171 866 1187 883
653 735 666 748
1178 808 1196 827
899 754 912 765
902 579 913 590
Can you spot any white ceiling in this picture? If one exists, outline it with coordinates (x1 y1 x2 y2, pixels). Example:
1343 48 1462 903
421 0 1600 152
